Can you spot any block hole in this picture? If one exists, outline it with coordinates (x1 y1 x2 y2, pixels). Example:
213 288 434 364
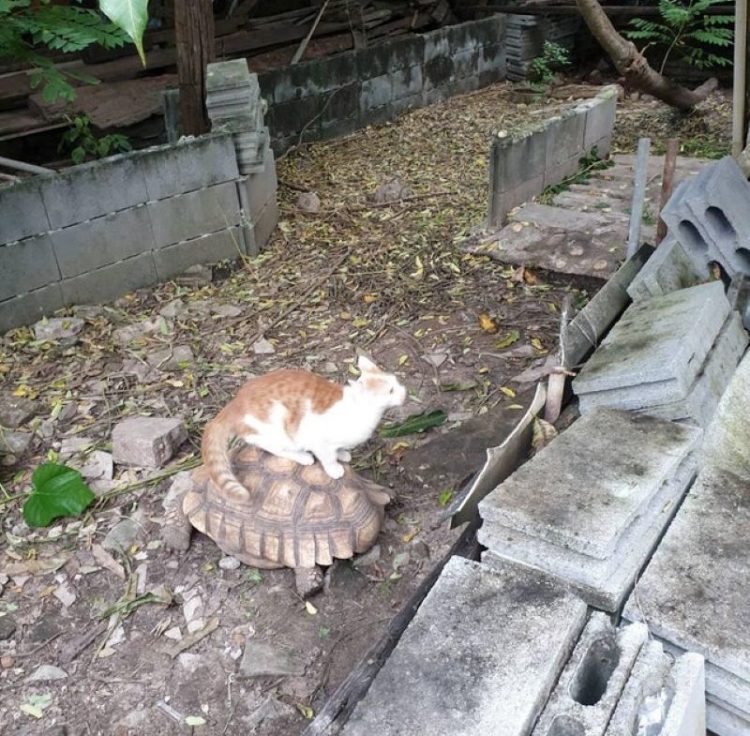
705 206 737 246
546 715 586 736
569 635 620 706
735 247 750 273
678 220 708 253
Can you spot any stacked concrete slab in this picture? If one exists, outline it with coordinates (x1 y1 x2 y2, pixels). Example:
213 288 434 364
623 466 750 735
660 156 750 279
478 408 701 611
505 15 581 81
205 60 279 255
626 236 704 301
572 281 748 427
341 556 588 736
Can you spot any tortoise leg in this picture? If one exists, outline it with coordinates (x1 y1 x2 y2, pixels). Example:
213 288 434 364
162 472 194 552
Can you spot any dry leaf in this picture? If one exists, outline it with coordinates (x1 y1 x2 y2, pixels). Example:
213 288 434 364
305 601 318 615
500 386 516 398
532 418 558 453
478 313 498 334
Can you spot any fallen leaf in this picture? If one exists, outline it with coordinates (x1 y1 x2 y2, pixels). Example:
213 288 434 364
500 386 516 398
297 704 314 720
22 463 95 528
437 489 454 506
4 556 69 577
305 601 318 615
478 313 498 334
402 527 420 543
185 716 206 727
495 330 520 349
532 418 558 453
380 410 446 438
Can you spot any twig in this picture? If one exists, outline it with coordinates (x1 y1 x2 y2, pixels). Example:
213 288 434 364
277 88 342 162
96 457 201 504
291 0 330 64
246 248 351 344
166 616 219 658
16 632 62 658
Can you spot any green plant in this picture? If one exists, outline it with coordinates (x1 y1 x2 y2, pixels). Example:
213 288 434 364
625 0 734 73
528 41 572 87
59 114 132 164
0 0 149 103
22 462 94 528
539 148 614 204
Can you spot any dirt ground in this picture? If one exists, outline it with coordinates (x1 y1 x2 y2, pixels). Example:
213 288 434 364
0 80 732 736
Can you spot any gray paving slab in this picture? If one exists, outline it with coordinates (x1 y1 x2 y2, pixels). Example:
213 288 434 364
341 556 588 736
532 613 647 735
623 466 750 685
480 450 697 611
662 653 707 736
573 280 730 398
479 409 701 561
638 311 748 427
701 350 750 480
626 236 706 302
707 700 750 736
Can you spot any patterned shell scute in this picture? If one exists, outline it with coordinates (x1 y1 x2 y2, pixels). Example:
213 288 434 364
183 445 390 569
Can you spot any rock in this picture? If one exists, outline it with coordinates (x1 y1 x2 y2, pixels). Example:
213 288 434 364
0 615 16 640
59 436 95 458
372 178 411 204
211 303 242 318
1 655 14 668
352 544 381 569
103 518 140 553
296 191 321 214
54 580 77 608
253 337 275 355
0 430 32 457
244 697 296 729
113 316 171 346
25 664 68 682
164 626 182 641
159 299 187 319
219 556 241 571
80 451 114 481
176 264 213 286
114 708 150 736
0 396 36 428
146 345 195 371
72 304 104 319
182 595 204 624
33 317 84 342
294 566 324 599
112 416 187 468
239 641 306 678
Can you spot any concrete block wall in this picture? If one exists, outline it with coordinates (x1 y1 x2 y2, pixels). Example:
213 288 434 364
0 129 279 332
258 16 507 153
487 85 617 227
505 14 581 82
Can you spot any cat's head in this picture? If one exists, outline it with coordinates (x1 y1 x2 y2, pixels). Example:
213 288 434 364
351 355 407 408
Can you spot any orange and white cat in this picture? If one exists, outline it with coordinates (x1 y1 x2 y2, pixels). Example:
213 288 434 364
202 356 406 497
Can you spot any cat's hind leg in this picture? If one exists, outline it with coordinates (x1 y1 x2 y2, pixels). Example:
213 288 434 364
336 449 351 463
242 434 314 466
310 446 345 479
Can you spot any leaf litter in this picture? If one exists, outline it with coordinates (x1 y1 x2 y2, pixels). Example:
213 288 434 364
0 81 732 734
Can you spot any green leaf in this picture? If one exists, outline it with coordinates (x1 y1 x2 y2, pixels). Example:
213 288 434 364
380 410 447 438
22 462 95 528
437 489 454 507
495 329 520 349
98 0 148 65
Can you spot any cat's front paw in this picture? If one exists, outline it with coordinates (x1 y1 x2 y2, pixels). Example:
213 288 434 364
323 462 345 480
294 451 315 466
336 449 352 463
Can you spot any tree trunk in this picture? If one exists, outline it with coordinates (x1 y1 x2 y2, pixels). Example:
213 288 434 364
174 0 215 136
575 0 718 110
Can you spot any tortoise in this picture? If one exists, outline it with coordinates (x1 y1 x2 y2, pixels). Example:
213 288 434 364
163 445 392 569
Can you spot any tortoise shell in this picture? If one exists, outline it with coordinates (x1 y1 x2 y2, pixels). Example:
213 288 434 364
182 446 392 569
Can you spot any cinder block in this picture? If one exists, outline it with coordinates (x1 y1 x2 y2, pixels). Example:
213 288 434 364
533 613 648 736
488 175 545 228
479 409 700 560
140 134 239 201
360 74 392 111
573 281 730 402
153 227 243 281
251 199 279 252
481 437 698 611
624 466 750 712
391 65 423 100
583 89 617 152
423 56 454 91
0 179 51 242
60 253 157 306
342 556 588 736
52 204 155 278
627 236 706 301
112 416 187 468
0 234 61 301
355 35 424 78
490 129 547 196
40 155 149 229
0 284 64 334
422 27 452 63
148 181 241 246
243 146 277 219
606 642 706 736
543 110 587 188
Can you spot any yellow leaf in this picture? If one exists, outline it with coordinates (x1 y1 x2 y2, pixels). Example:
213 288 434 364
500 386 516 398
478 313 498 334
508 404 524 410
531 337 544 351
305 601 318 615
410 255 424 280
402 527 420 543
12 385 30 397
352 317 369 328
296 704 315 720
398 354 409 366
363 293 378 303
348 364 360 376
390 441 410 451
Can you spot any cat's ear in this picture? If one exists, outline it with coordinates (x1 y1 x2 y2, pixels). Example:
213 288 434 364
357 355 379 373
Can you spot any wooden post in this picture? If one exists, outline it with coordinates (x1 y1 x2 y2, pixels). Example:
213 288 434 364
655 138 679 245
174 0 215 136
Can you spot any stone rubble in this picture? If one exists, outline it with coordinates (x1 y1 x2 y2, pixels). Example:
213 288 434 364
111 416 187 468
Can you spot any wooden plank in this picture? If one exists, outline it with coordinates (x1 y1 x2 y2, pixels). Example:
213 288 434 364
626 137 651 258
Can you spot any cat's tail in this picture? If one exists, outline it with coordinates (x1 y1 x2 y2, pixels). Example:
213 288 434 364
201 416 249 503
